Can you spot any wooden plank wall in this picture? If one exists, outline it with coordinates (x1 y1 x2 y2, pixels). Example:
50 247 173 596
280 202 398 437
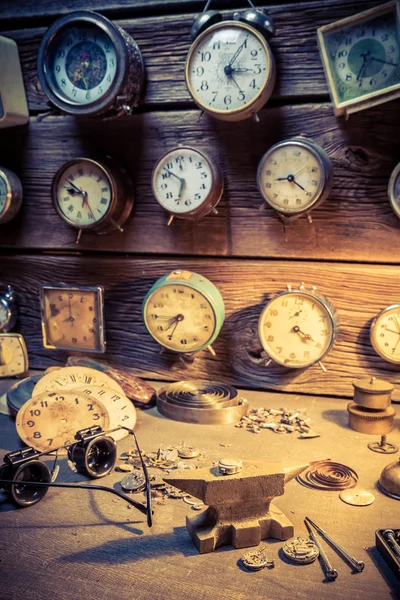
1 0 400 400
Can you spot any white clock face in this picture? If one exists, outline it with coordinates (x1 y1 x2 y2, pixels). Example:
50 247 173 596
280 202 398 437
0 335 27 377
259 292 334 368
55 160 112 227
388 164 400 218
0 175 8 217
144 284 216 352
371 306 400 363
0 299 9 330
187 23 270 115
48 25 118 105
258 142 323 213
153 148 213 214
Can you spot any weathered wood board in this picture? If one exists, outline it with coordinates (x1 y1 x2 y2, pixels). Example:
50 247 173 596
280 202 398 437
2 254 400 400
0 104 399 262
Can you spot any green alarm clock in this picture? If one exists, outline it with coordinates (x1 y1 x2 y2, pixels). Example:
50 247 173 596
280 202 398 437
143 270 225 355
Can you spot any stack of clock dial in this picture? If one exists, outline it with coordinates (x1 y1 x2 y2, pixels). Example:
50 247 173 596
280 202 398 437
15 366 136 452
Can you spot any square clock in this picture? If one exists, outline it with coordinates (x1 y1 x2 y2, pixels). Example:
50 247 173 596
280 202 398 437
318 1 400 117
41 284 106 353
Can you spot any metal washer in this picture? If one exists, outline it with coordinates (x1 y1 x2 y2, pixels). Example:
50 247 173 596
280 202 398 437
339 488 375 506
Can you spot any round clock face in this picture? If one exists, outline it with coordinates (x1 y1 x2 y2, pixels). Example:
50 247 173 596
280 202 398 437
44 24 117 106
0 298 10 330
370 305 400 363
32 366 124 396
257 140 328 214
388 161 400 218
186 22 273 118
144 284 216 352
152 147 219 216
0 175 8 217
0 334 28 377
53 159 113 229
258 291 335 368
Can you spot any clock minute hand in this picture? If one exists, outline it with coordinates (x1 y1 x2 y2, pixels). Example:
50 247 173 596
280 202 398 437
228 40 246 67
369 56 398 67
67 180 85 195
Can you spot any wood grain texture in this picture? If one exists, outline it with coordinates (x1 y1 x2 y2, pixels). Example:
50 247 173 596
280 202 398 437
0 387 398 600
1 0 384 110
2 254 400 400
1 104 399 261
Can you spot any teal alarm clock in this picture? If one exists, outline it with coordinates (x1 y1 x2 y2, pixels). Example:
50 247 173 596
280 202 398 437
143 270 225 355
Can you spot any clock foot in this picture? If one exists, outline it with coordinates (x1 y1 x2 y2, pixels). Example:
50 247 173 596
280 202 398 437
307 213 313 224
318 361 327 373
167 215 174 226
207 345 216 356
110 218 124 233
75 230 82 244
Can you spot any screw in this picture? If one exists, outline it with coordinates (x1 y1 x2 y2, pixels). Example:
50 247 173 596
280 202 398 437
379 435 387 448
304 520 338 580
305 517 364 572
382 530 400 559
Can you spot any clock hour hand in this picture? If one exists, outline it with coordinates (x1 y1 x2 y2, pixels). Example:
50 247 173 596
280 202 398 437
230 67 252 73
66 180 85 196
164 168 184 183
293 180 306 191
292 325 314 342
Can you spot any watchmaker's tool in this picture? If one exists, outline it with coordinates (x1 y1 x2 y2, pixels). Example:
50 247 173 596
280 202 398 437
378 456 400 500
305 517 364 572
156 381 248 424
163 459 309 553
368 434 398 454
304 519 338 580
296 460 358 491
282 537 319 564
240 547 275 571
375 529 400 581
348 376 396 434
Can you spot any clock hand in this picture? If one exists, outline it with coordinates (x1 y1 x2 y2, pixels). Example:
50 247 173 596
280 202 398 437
230 67 253 73
289 310 302 319
382 328 400 335
164 168 184 184
82 193 96 221
293 180 306 192
167 321 179 340
67 180 85 196
369 56 398 67
178 178 185 198
293 166 309 178
230 73 244 93
392 335 400 354
292 325 315 342
228 38 247 67
356 52 370 81
393 315 400 332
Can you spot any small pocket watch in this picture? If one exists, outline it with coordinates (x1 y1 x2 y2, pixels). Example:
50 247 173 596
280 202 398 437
318 2 400 117
186 5 276 121
152 146 224 225
0 166 23 224
143 270 225 355
37 11 144 118
52 157 134 243
258 283 338 370
388 161 400 219
0 286 18 333
370 304 400 364
257 137 333 221
41 284 106 353
0 333 29 378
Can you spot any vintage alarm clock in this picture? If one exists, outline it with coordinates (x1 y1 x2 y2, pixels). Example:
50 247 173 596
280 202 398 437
388 161 400 219
51 157 134 242
0 167 23 225
370 304 400 364
0 333 29 378
0 286 18 333
143 270 225 355
257 136 334 221
318 2 400 117
258 283 338 370
152 146 224 224
185 1 276 121
0 36 29 129
37 11 144 118
40 284 106 353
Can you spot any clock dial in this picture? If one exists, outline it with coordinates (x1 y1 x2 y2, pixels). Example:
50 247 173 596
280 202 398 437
54 160 112 228
144 284 216 352
370 305 400 363
152 147 222 217
41 285 105 352
32 366 124 396
0 175 8 217
388 161 400 219
258 140 328 214
0 334 28 377
258 291 336 368
16 390 110 452
186 21 273 119
0 301 9 330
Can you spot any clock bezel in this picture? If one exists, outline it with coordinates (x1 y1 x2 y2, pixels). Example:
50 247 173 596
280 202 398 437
0 333 29 377
370 303 400 364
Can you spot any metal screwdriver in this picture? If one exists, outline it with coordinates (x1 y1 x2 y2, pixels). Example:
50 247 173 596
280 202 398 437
305 517 365 572
304 519 338 580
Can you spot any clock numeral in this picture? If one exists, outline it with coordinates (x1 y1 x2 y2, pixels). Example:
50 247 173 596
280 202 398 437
254 64 262 74
343 37 352 46
238 92 245 101
381 34 389 42
283 199 289 205
40 400 48 408
29 409 41 417
93 413 100 420
109 58 115 67
224 95 232 105
356 30 365 38
87 403 94 411
321 329 330 335
296 199 302 205
269 309 278 316
264 321 272 328
249 79 257 89
337 50 347 58
194 194 201 201
72 88 77 97
200 51 211 62
276 346 283 354
200 80 209 91
290 353 296 359
250 49 258 59
61 79 67 87
86 91 91 100
211 91 218 102
166 193 173 199
47 438 53 446
27 420 35 427
195 66 204 76
98 86 103 95
195 162 202 169
33 432 42 439
213 41 221 50
267 335 274 342
180 339 187 345
200 172 208 179
185 199 192 206
316 342 322 349
55 65 61 73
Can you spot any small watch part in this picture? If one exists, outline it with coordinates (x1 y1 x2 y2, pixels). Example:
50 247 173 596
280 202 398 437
0 166 23 225
368 435 398 454
120 471 146 493
241 547 275 571
347 402 396 435
0 333 29 378
0 286 18 333
177 444 200 459
353 376 393 409
218 458 243 475
282 537 319 564
339 488 375 507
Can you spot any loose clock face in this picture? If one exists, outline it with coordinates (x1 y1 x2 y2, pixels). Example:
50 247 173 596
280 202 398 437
152 147 219 216
258 291 335 368
144 284 217 352
257 140 327 214
74 386 136 439
41 285 105 352
44 24 117 106
323 12 400 104
0 333 28 377
53 159 113 229
16 390 110 452
370 305 400 364
32 366 124 396
0 175 8 217
186 22 272 118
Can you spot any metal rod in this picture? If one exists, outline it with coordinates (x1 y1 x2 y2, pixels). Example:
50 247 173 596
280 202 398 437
304 519 338 580
382 530 400 560
305 517 364 572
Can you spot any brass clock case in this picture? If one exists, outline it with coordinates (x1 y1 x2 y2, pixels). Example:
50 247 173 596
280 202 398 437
370 304 400 364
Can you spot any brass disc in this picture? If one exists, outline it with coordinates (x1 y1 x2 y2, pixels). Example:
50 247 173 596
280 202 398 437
339 488 375 506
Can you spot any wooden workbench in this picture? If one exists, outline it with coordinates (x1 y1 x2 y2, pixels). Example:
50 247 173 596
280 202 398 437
0 381 399 600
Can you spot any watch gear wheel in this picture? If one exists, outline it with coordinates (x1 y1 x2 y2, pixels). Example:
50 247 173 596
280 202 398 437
282 537 319 564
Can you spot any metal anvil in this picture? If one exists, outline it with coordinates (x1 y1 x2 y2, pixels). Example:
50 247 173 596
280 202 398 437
164 459 309 553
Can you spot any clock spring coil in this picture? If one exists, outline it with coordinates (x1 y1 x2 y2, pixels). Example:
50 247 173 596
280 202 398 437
157 381 248 424
296 460 358 491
